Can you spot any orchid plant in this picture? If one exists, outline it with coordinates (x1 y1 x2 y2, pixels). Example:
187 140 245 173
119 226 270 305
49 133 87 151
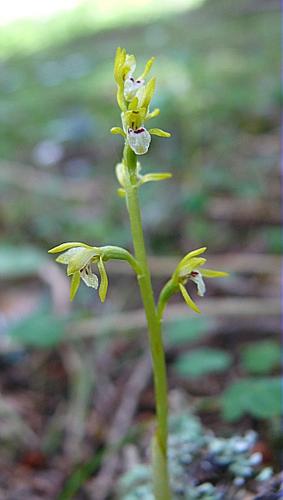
49 48 228 500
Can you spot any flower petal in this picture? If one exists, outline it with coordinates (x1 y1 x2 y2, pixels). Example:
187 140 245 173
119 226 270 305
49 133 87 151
189 271 206 297
70 271 80 301
179 283 201 314
146 108 160 120
97 257 108 303
141 173 172 184
110 127 126 137
178 257 207 277
180 247 207 263
201 268 229 278
48 242 93 254
123 108 146 132
139 56 155 80
124 54 136 77
128 96 139 110
140 77 156 111
148 128 171 138
177 248 207 271
114 47 126 83
67 248 99 276
56 248 80 264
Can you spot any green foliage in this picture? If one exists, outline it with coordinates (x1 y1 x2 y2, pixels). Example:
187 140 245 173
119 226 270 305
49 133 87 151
0 245 47 278
173 348 232 378
0 0 204 58
221 377 281 421
164 317 211 346
0 0 279 257
241 340 280 375
8 310 66 348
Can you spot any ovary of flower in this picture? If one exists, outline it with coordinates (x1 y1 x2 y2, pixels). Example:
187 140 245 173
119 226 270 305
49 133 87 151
115 162 172 197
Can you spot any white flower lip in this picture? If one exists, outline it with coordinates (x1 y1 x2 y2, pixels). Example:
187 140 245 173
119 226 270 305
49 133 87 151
80 265 99 289
189 270 206 297
124 75 145 101
127 127 151 155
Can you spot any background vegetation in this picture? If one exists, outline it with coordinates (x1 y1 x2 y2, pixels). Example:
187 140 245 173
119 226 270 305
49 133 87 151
0 0 280 498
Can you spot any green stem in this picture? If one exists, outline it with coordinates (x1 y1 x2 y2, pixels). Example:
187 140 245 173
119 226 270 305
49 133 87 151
123 144 171 500
101 245 141 275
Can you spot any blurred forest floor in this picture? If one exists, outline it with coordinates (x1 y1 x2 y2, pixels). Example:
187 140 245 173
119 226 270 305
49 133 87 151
0 0 281 498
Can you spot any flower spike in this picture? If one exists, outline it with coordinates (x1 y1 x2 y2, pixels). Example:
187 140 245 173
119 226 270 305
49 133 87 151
112 48 171 155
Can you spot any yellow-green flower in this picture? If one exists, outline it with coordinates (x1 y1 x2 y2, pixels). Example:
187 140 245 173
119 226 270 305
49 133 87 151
48 242 108 302
174 247 228 313
112 48 171 155
114 48 155 107
114 48 136 88
120 107 170 156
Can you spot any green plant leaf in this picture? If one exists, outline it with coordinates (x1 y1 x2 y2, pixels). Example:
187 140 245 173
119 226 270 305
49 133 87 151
241 341 280 375
221 377 282 421
8 311 66 348
164 318 211 346
173 348 232 378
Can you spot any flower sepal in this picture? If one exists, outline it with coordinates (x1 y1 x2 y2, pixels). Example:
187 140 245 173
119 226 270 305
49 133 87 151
110 127 126 138
112 48 171 156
